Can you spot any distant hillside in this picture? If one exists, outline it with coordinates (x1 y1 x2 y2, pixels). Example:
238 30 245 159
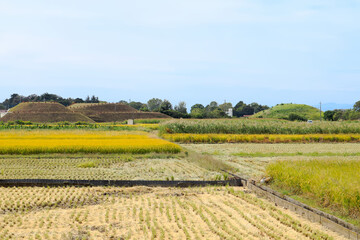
1 102 94 123
251 103 323 120
68 103 171 122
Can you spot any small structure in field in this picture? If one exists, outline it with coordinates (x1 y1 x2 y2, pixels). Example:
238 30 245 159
225 108 233 117
0 110 8 118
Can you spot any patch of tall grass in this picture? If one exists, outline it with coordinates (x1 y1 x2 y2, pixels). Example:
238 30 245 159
163 133 360 143
266 159 360 218
160 119 360 134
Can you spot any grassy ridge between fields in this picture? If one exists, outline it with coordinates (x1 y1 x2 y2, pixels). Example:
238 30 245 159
163 133 360 143
266 159 360 221
160 119 360 134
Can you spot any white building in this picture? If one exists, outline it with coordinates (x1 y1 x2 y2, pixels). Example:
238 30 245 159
225 108 233 117
0 110 8 118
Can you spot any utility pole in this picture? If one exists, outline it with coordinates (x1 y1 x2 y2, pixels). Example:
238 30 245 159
320 102 322 121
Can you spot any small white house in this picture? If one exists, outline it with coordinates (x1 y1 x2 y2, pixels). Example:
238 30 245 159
0 110 8 118
225 108 233 117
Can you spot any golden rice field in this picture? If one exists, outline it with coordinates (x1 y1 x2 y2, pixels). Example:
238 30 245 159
267 159 360 220
0 130 181 154
163 133 360 143
0 186 345 240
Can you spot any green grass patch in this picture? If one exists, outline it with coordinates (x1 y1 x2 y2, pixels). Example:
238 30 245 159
251 103 323 120
233 152 360 157
77 161 98 168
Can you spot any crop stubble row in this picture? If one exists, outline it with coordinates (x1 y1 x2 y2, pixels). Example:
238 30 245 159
0 186 344 240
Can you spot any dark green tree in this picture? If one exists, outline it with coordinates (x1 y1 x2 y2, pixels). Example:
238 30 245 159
160 100 173 112
174 101 187 114
129 101 144 110
147 98 163 112
354 100 360 112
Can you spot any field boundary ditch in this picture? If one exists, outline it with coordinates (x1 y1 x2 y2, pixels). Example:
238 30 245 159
0 179 242 187
244 178 360 239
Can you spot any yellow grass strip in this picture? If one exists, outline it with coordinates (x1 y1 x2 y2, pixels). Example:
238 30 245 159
162 133 360 143
0 131 181 154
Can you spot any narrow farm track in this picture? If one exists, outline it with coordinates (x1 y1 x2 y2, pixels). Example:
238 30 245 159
0 186 346 239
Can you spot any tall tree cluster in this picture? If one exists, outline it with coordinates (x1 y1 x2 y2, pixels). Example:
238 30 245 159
0 93 99 109
324 100 360 121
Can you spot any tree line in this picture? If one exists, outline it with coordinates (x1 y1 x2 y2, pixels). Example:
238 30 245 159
0 93 100 109
2 93 360 120
0 93 269 118
324 100 360 121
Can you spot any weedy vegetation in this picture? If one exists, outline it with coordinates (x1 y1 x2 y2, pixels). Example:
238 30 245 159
160 119 360 134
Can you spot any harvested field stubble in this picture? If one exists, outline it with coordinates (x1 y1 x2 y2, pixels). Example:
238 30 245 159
0 155 218 180
0 186 345 239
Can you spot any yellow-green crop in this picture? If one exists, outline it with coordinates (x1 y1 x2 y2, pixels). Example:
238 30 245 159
0 130 180 154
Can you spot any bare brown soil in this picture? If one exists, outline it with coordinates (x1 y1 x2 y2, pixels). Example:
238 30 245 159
2 102 94 123
68 103 171 122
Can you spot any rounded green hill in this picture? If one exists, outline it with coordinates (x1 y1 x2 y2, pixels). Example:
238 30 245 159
251 103 323 120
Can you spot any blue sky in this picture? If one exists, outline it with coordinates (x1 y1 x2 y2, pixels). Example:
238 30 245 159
0 0 359 108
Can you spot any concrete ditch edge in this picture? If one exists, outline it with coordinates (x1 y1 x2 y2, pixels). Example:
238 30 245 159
0 179 242 187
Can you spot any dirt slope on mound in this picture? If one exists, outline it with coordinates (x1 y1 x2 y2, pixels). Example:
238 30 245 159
1 102 94 123
10 102 72 113
68 103 171 122
68 103 137 112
